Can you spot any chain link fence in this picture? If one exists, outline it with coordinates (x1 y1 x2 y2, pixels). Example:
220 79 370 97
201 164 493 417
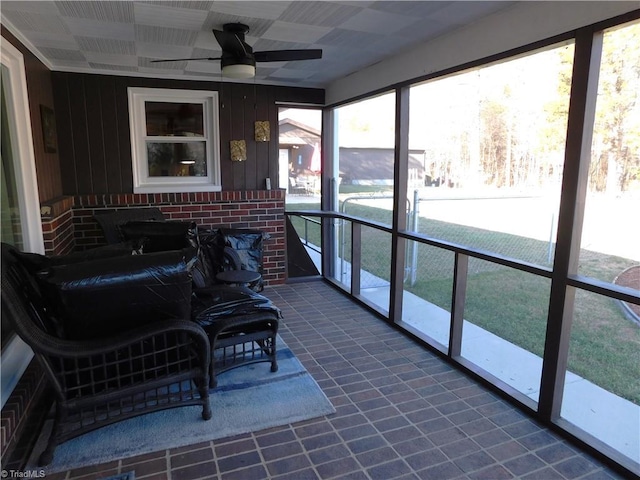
339 193 558 288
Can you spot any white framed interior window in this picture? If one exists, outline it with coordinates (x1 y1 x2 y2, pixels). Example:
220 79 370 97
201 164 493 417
128 87 221 193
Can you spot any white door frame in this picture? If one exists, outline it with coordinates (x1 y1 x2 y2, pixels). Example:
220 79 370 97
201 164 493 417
1 40 44 408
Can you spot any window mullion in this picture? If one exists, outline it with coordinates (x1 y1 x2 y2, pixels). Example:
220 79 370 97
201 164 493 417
390 86 410 324
539 29 603 422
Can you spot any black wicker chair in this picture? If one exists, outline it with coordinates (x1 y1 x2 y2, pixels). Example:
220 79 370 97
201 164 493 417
1 243 212 466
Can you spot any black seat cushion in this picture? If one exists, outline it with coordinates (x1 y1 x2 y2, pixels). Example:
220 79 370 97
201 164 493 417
11 242 137 274
191 285 282 330
37 250 193 339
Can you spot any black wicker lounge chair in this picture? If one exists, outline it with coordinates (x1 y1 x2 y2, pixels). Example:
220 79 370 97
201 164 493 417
1 243 211 466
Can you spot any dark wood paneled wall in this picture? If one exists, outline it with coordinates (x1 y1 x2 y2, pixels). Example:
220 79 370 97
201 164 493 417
51 72 324 194
1 27 63 203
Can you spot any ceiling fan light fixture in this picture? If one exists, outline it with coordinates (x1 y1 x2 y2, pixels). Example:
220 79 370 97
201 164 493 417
222 63 255 78
149 23 321 74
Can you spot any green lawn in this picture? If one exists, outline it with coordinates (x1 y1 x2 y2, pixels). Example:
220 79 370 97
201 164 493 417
338 184 393 195
287 201 640 405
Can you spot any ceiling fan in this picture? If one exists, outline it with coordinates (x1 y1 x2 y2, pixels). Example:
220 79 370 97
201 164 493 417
151 23 323 79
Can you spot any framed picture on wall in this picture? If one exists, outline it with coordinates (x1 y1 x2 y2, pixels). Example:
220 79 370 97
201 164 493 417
40 105 57 153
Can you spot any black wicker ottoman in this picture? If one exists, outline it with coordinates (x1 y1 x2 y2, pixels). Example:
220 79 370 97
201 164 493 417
191 285 281 388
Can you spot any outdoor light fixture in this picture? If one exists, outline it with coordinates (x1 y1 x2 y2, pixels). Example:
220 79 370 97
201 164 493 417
230 140 247 161
255 121 270 142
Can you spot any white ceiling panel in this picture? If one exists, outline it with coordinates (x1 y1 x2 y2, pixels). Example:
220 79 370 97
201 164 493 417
133 2 208 30
49 59 91 69
83 51 138 66
1 1 523 88
261 21 332 43
36 47 84 62
339 8 416 34
135 42 195 60
135 25 198 46
143 1 214 11
88 62 137 72
193 30 223 51
1 1 60 16
3 11 70 34
63 17 135 40
429 1 513 26
371 1 448 17
208 1 292 21
76 37 135 55
138 59 186 70
277 2 361 27
22 31 77 50
184 61 221 74
315 28 381 49
263 67 312 79
56 1 134 23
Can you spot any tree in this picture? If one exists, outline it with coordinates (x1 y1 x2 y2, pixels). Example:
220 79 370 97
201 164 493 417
592 22 640 193
540 44 574 186
480 98 508 186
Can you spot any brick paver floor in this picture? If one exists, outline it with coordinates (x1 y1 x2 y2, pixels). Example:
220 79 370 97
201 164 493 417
44 281 625 480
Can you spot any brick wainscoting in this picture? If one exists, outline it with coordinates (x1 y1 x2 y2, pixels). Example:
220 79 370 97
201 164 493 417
0 362 49 471
40 189 287 284
1 190 287 469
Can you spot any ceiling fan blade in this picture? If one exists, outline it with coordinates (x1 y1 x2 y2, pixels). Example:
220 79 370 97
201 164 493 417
150 57 221 63
254 49 322 62
213 28 251 56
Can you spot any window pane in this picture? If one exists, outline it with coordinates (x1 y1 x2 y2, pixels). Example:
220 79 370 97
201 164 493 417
1 66 20 350
401 241 455 348
563 21 640 467
335 93 395 226
461 260 551 402
360 227 391 313
147 142 206 177
561 288 640 464
1 68 22 250
579 21 640 283
278 108 322 210
145 102 204 137
331 218 352 290
287 213 322 274
408 43 574 266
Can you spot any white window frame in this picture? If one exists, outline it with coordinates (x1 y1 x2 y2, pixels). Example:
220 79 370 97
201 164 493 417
1 40 44 409
128 87 221 193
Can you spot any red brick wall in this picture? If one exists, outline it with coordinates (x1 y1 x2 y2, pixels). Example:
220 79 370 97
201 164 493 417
40 195 74 256
40 190 286 285
0 362 48 470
